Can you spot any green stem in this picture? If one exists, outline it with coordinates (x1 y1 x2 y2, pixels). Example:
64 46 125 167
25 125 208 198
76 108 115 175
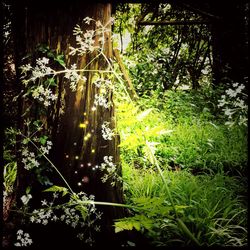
100 51 133 102
145 141 201 246
21 135 74 194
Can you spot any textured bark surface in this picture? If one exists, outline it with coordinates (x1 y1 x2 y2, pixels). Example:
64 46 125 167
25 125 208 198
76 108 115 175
12 1 126 247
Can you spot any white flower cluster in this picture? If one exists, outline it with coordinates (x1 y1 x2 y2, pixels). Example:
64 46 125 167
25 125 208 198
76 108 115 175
21 136 52 170
83 17 93 25
93 78 113 90
64 64 87 91
99 156 122 186
218 82 248 126
40 140 53 155
20 63 32 75
101 121 115 140
14 230 33 247
30 208 54 225
20 57 54 83
30 193 59 225
21 148 40 170
31 57 54 81
69 17 114 56
70 27 96 55
29 191 102 246
32 85 57 107
94 94 110 108
60 206 82 228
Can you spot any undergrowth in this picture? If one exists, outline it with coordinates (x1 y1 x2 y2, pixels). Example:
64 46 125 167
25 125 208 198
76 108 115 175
115 88 248 247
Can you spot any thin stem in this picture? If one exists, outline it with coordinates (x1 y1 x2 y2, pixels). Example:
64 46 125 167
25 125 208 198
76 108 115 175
53 68 113 75
145 140 176 214
145 140 201 246
100 51 133 102
21 134 74 194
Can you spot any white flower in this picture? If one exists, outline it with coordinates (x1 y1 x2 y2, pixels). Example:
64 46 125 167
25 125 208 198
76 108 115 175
225 88 237 97
20 64 32 73
15 230 33 247
83 17 93 24
52 215 58 221
101 122 115 140
22 148 29 157
41 199 48 206
44 100 50 107
236 84 245 94
53 192 59 199
94 94 110 108
21 194 32 205
42 219 48 225
30 216 35 223
96 20 102 27
17 230 23 235
37 57 49 65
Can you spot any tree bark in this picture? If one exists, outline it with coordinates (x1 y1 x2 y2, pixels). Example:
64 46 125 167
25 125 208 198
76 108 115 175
12 1 126 247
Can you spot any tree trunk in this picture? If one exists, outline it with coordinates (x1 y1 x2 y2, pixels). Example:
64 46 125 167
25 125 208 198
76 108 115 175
12 0 126 247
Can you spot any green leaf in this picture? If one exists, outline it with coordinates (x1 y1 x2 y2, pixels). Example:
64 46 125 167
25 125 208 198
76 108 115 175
136 108 153 121
55 55 66 67
22 138 30 145
33 120 42 127
75 205 88 220
114 214 153 233
39 135 48 145
26 186 31 194
45 78 57 87
43 185 68 196
47 51 55 58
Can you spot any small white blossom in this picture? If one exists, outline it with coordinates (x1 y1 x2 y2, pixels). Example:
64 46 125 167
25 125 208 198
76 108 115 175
83 17 93 24
14 230 33 247
94 94 110 108
21 194 32 205
101 121 115 140
225 88 237 97
98 156 122 186
20 64 32 73
31 85 57 107
218 82 248 127
41 199 48 206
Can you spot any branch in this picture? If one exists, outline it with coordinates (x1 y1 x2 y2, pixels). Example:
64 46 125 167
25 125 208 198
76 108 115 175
138 20 210 26
113 49 138 100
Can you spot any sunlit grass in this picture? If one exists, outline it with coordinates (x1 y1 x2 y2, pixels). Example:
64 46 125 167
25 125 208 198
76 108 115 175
116 89 248 247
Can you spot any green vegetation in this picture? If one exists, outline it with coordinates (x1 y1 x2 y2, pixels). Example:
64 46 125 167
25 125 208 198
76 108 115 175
115 89 248 247
3 2 248 247
112 4 248 245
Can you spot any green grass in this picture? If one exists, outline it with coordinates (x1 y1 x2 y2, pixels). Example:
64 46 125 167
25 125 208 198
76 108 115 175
115 88 248 247
158 122 247 174
120 164 248 247
116 89 248 175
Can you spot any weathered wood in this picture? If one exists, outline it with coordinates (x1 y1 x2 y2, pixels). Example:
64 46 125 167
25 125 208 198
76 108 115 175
113 48 138 100
12 1 126 247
